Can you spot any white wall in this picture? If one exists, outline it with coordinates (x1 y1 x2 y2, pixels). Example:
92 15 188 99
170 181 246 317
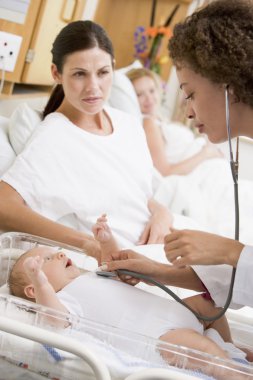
81 0 99 20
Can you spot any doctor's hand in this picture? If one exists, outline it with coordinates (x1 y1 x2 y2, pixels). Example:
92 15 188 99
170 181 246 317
100 249 168 286
138 198 173 245
164 229 244 268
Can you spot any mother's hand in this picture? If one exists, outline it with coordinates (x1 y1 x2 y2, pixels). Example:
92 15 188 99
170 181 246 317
138 198 173 244
164 229 244 267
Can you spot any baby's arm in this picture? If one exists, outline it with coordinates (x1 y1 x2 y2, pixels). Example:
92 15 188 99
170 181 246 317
23 256 68 316
92 214 119 264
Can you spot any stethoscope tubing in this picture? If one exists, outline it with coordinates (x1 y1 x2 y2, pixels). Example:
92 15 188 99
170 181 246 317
117 87 239 322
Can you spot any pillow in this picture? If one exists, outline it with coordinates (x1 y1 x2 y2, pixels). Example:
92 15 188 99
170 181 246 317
116 59 143 75
109 71 141 117
9 103 42 155
108 60 143 117
0 117 16 176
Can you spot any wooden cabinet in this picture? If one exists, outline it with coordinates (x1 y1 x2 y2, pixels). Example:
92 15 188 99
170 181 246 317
94 0 191 80
0 0 190 96
0 0 86 95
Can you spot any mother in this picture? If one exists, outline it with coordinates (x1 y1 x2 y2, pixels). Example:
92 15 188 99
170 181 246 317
0 20 173 262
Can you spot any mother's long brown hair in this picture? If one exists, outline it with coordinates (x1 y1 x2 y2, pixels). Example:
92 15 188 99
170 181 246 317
43 20 114 119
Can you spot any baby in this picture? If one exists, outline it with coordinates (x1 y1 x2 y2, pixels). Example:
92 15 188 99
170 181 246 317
9 215 240 368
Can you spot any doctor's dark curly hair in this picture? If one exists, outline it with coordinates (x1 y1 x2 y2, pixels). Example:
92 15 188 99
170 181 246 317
168 0 253 108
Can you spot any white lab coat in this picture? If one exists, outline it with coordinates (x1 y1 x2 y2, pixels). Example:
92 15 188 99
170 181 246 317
193 246 253 308
233 246 253 307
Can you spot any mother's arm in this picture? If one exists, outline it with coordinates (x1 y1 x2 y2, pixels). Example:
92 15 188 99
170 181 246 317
0 181 101 259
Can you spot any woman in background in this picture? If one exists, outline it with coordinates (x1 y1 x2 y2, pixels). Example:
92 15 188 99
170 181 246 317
126 67 221 176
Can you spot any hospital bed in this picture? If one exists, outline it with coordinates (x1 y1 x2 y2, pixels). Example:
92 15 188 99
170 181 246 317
1 70 253 247
0 232 253 380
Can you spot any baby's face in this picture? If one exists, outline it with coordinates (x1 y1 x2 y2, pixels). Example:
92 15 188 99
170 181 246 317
24 247 80 291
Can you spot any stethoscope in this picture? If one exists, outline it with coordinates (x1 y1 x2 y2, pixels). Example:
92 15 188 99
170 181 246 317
118 86 240 322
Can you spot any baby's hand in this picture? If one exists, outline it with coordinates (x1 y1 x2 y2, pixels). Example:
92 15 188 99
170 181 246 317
92 214 112 243
23 256 48 287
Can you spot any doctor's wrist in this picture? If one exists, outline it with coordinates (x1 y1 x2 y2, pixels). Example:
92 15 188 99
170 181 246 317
225 240 244 267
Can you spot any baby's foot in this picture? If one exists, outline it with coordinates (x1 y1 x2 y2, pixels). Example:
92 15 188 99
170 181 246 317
92 214 112 243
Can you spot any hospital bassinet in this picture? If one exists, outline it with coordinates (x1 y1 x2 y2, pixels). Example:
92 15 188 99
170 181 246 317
0 232 253 380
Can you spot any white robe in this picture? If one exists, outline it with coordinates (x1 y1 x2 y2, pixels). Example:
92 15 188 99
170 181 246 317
2 106 154 248
154 121 253 245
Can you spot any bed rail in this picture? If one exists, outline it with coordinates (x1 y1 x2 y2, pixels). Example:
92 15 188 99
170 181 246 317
125 367 200 379
0 315 111 380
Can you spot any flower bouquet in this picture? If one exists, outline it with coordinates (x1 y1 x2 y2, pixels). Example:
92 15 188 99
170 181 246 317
134 4 180 74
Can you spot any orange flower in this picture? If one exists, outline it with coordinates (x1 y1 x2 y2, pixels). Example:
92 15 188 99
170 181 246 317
138 51 148 59
158 26 172 37
145 27 158 37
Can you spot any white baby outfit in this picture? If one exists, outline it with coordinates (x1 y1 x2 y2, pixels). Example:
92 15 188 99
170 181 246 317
58 272 203 339
57 273 247 361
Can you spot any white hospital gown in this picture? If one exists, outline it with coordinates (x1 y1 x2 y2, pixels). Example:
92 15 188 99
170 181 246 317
154 120 253 244
2 106 154 248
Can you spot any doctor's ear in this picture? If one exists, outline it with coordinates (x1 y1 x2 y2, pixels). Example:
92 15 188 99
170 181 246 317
24 284 36 299
51 64 62 84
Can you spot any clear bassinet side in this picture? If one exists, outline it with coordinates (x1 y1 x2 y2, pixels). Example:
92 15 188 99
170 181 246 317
0 232 253 380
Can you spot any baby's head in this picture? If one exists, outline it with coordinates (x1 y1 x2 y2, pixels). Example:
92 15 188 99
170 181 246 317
8 247 80 300
126 68 162 116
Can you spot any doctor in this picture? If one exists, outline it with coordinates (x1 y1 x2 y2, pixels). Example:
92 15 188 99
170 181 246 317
102 0 253 309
